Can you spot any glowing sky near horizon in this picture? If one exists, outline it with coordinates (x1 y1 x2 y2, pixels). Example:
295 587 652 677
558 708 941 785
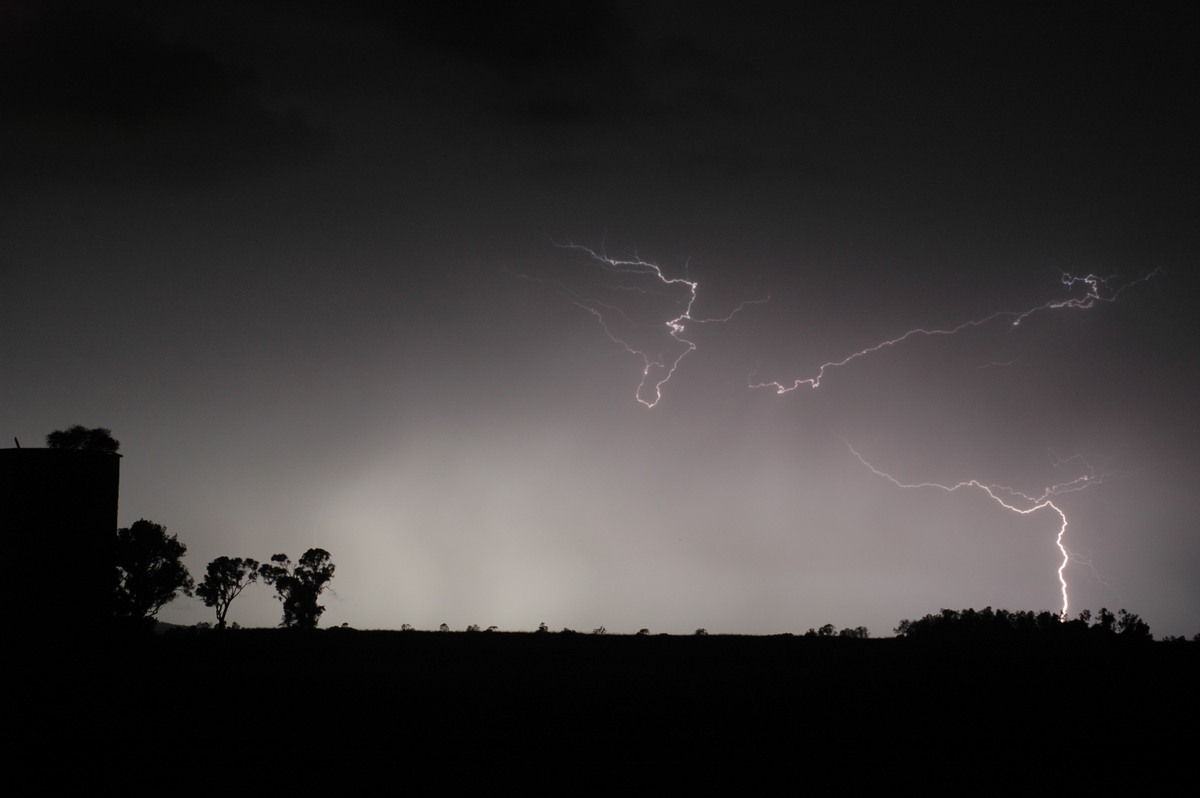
3 1 1197 636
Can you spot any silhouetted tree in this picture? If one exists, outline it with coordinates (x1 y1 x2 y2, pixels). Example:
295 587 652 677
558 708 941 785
46 425 119 453
259 548 334 629
196 556 260 629
1116 609 1152 642
114 519 193 626
1093 607 1117 637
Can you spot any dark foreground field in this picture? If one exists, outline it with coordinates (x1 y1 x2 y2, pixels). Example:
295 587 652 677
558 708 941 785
19 629 1197 748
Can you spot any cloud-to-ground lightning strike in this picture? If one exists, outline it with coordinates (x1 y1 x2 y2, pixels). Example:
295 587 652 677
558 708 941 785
752 269 1159 394
843 440 1109 618
538 243 1157 619
549 244 767 408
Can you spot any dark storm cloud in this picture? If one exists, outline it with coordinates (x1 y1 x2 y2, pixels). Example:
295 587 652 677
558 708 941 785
363 1 760 129
396 2 640 128
344 1 809 193
0 1 327 188
392 1 635 77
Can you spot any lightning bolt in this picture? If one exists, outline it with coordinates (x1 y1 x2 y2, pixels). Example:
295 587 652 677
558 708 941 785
543 243 768 408
531 242 1157 619
843 440 1110 618
752 268 1159 394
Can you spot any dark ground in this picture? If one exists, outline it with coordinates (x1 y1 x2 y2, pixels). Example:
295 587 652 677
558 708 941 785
20 629 1197 749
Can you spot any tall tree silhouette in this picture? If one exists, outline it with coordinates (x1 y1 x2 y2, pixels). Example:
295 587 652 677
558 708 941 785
114 519 193 626
196 556 260 629
260 549 334 629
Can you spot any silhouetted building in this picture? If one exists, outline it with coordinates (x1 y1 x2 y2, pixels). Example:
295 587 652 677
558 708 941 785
1 447 119 633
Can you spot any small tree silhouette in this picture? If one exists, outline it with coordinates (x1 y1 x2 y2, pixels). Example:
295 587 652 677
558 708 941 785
196 556 260 629
114 519 193 626
46 425 120 453
1115 609 1152 642
259 549 334 629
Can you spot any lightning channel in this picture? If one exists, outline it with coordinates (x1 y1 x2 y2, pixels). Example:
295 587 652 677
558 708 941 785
842 439 1110 618
529 242 1156 617
752 268 1159 394
545 243 768 408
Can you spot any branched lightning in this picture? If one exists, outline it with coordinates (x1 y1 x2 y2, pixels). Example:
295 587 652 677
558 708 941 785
545 243 768 408
752 269 1159 394
530 241 1158 617
843 439 1110 617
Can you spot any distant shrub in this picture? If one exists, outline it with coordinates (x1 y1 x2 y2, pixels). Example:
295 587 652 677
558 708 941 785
46 425 120 453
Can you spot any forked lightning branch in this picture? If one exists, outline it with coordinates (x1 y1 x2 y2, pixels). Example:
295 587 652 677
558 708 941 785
535 242 1156 616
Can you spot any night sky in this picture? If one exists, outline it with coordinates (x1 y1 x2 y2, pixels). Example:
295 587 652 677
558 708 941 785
4 1 1198 636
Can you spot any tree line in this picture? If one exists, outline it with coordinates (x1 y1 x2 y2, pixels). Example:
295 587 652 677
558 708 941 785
114 519 335 630
43 426 337 630
894 606 1156 643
